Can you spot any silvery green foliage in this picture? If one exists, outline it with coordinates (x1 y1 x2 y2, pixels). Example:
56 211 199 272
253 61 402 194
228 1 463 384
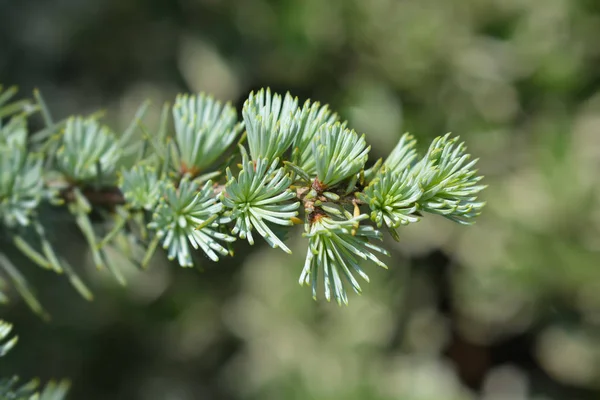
172 93 243 173
300 213 389 305
149 178 235 266
0 84 486 313
313 122 370 188
291 100 339 175
0 320 70 400
57 117 122 183
119 165 163 211
412 133 486 224
384 132 418 174
243 88 301 161
0 118 44 227
359 168 422 233
221 148 299 253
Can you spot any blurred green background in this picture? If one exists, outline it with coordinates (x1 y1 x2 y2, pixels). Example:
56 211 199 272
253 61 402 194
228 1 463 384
2 0 600 399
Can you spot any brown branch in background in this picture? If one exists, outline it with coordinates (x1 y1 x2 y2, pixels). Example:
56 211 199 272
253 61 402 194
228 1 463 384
60 186 126 208
55 176 365 217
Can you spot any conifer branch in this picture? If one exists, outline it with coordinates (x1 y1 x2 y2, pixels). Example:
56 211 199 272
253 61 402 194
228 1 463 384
0 85 487 314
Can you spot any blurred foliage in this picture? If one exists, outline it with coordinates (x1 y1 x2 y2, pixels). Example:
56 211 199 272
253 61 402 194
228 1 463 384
0 319 69 399
1 0 600 399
